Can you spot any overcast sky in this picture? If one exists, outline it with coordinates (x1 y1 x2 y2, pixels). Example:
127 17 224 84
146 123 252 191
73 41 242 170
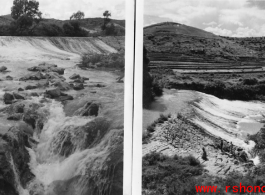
0 0 125 20
144 0 265 37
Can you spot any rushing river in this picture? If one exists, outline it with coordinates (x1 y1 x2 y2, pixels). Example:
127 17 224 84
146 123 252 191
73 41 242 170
144 89 265 150
0 36 124 195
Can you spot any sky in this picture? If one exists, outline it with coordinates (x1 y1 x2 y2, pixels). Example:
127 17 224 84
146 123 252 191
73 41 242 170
144 0 265 37
0 0 125 20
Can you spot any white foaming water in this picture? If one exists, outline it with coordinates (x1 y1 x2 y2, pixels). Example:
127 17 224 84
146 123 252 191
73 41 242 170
27 99 93 190
192 91 265 150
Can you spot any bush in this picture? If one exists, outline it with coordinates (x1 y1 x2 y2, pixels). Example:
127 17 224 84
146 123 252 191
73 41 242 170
81 53 125 69
42 24 64 36
63 21 88 37
243 78 258 85
142 152 203 195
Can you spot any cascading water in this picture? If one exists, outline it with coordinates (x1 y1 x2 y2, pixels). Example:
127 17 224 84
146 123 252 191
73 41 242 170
12 97 122 195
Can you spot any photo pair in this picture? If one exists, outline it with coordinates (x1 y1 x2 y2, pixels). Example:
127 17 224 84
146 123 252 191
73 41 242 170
1 0 265 194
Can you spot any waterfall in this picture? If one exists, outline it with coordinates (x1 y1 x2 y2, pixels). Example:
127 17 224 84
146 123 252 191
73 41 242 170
9 155 30 195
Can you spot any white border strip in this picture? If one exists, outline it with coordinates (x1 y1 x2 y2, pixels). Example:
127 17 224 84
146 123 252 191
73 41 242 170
132 0 143 194
123 0 135 194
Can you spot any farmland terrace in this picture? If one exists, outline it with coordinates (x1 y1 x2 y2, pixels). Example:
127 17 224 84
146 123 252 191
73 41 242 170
144 22 265 75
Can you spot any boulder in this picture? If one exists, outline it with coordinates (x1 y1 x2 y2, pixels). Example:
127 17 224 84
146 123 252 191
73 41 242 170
45 88 61 98
3 92 14 104
28 63 65 75
73 83 84 90
74 102 100 116
7 113 23 121
0 66 7 72
25 85 38 90
0 127 34 195
73 78 85 83
18 88 24 91
13 92 25 100
56 95 74 101
20 72 46 81
46 72 65 82
50 67 65 75
6 75 13 80
69 73 81 80
30 92 39 97
96 84 106 88
52 81 71 91
82 77 89 81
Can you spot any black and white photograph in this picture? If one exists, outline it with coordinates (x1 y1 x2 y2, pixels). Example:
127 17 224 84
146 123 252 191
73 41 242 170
0 0 131 195
142 0 265 194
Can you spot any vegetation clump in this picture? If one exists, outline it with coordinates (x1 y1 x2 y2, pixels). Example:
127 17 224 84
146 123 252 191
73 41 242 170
80 52 125 70
142 152 203 195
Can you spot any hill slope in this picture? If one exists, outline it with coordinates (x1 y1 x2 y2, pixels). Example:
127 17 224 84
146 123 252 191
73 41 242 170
0 14 125 36
144 22 265 66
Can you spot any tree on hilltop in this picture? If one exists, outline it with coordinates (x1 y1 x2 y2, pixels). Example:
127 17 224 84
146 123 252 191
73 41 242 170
70 11 85 20
11 0 42 34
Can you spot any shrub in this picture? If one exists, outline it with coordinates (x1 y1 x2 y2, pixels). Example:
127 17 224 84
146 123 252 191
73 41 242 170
63 21 88 37
242 78 258 85
142 152 203 195
81 53 125 69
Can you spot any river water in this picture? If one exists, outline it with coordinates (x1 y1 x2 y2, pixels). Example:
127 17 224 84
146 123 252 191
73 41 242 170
144 89 265 150
0 36 124 195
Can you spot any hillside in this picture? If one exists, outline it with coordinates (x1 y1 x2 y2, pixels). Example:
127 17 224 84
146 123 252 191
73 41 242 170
0 14 125 36
144 22 265 68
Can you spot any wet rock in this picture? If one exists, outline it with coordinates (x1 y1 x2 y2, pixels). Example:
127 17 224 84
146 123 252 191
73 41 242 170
96 84 106 88
73 83 84 90
0 127 34 195
73 78 85 83
0 66 7 72
20 72 46 81
45 87 61 98
28 63 65 75
56 95 74 101
3 92 14 104
18 88 24 92
7 113 23 121
46 72 65 82
74 102 100 117
25 85 38 90
30 92 39 97
6 75 13 80
52 81 71 91
69 73 81 80
13 92 25 100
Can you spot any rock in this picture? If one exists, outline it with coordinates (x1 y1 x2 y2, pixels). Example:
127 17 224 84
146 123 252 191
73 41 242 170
7 113 23 121
13 92 25 100
3 92 14 104
50 67 64 75
0 127 34 195
18 88 24 91
96 84 106 88
56 95 74 101
45 88 61 98
52 81 71 91
25 85 38 90
30 92 39 97
6 75 13 80
69 73 81 80
20 72 46 81
28 63 65 75
74 102 100 116
82 77 89 81
46 72 65 82
0 66 7 72
73 78 85 83
73 83 84 90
